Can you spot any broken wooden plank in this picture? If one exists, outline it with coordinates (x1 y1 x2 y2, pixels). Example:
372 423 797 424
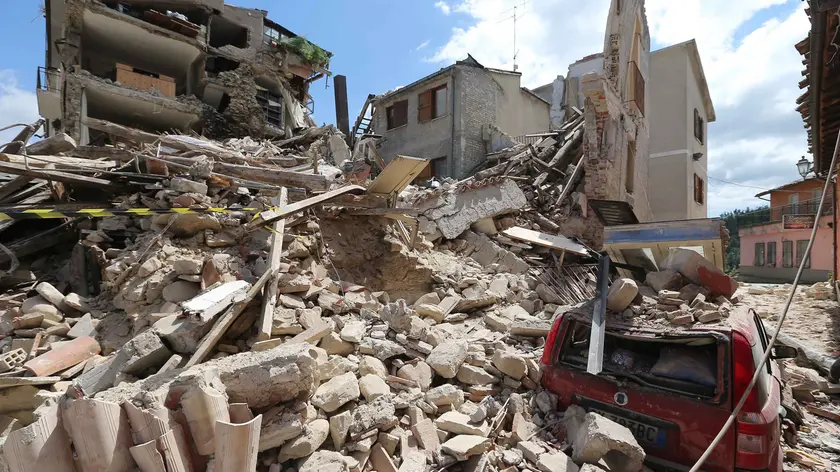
0 153 117 170
502 226 590 256
258 189 288 342
251 322 332 352
246 185 366 231
24 133 77 155
806 405 840 424
546 125 583 168
185 268 275 367
215 162 328 192
84 117 159 145
0 160 121 189
0 376 62 389
341 207 421 216
0 176 36 202
0 219 80 263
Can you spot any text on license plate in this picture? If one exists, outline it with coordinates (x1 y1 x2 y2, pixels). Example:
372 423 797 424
590 409 666 447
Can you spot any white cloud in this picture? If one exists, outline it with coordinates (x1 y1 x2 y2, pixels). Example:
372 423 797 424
431 0 811 216
416 40 431 51
0 71 39 145
435 1 452 15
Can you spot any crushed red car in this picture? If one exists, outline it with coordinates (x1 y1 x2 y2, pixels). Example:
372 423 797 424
541 301 793 472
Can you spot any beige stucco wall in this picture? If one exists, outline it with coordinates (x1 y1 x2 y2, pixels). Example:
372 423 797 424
372 73 454 168
647 42 710 221
489 71 550 136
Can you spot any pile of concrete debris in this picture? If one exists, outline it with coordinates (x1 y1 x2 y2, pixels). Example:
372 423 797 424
0 120 652 472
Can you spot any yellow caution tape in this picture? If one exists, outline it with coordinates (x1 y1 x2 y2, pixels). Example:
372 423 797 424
0 205 265 220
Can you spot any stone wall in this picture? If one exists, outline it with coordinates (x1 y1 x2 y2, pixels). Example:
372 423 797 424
454 65 498 178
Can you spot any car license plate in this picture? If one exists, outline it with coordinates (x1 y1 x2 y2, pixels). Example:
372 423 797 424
590 409 666 447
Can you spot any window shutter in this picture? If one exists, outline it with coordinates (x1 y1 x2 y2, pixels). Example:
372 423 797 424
418 90 433 122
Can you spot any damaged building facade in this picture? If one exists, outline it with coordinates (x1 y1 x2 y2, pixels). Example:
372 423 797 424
369 56 551 180
37 0 330 144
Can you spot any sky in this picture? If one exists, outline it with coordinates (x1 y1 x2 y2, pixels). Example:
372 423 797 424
0 0 811 217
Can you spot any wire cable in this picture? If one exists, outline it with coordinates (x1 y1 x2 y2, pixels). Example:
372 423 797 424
689 129 840 471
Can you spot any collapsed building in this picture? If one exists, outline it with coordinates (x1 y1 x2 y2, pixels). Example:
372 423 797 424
360 0 653 249
37 0 331 144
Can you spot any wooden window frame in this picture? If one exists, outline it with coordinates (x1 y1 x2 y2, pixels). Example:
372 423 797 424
694 174 705 205
782 240 793 268
419 84 448 123
796 240 811 269
766 241 777 267
386 100 408 130
754 242 765 267
694 109 705 144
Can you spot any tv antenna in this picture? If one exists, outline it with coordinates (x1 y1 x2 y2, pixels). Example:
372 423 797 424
497 0 530 71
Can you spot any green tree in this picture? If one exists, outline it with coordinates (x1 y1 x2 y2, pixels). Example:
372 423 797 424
719 205 770 275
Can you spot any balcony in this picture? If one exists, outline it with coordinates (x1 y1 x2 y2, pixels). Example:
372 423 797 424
36 67 62 120
626 61 645 117
740 197 834 228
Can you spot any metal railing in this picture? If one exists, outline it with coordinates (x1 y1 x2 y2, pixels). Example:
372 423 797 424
37 67 61 93
740 196 834 228
627 61 645 117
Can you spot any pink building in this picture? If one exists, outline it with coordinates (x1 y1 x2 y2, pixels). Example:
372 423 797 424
739 178 833 283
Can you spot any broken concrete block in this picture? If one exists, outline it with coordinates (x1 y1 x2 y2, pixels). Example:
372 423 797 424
571 413 645 472
154 315 210 354
329 411 353 450
34 282 66 309
299 450 351 472
321 331 357 356
426 340 468 378
512 413 536 443
517 440 545 464
440 435 492 461
492 350 528 380
97 343 318 410
359 338 405 359
510 318 551 337
358 356 388 379
537 452 579 472
457 364 498 385
259 409 304 452
370 444 398 472
607 278 638 312
662 248 737 297
397 362 433 391
697 311 722 323
645 270 683 292
415 304 446 322
340 320 366 344
171 256 203 275
311 372 361 413
426 384 464 407
21 296 56 316
66 313 96 339
320 356 356 381
182 280 250 322
358 374 390 400
398 451 427 472
119 330 172 375
435 411 490 437
138 257 163 277
162 281 201 303
411 418 441 452
670 313 694 325
349 396 396 435
278 419 330 462
0 348 27 373
170 177 208 195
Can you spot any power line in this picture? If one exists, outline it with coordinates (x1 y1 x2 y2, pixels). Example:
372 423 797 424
708 175 813 194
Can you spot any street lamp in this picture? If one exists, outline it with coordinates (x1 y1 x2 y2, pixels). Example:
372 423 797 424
797 156 813 178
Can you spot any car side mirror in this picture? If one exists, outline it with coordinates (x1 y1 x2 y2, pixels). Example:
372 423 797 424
772 345 798 359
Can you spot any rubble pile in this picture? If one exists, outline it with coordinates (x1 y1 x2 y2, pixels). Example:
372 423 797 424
0 119 652 472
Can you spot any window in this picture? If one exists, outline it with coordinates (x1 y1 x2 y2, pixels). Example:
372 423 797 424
694 174 705 204
694 109 705 144
812 188 822 202
796 240 811 269
767 241 777 267
754 243 765 267
782 240 793 268
386 100 408 130
789 193 800 215
419 85 448 122
625 143 636 193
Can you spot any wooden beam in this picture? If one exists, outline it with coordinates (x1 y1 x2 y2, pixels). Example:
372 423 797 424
501 227 590 256
0 176 36 202
83 117 158 145
214 162 328 192
818 0 840 12
246 185 366 231
185 268 274 367
258 189 288 342
0 159 120 190
0 154 117 170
